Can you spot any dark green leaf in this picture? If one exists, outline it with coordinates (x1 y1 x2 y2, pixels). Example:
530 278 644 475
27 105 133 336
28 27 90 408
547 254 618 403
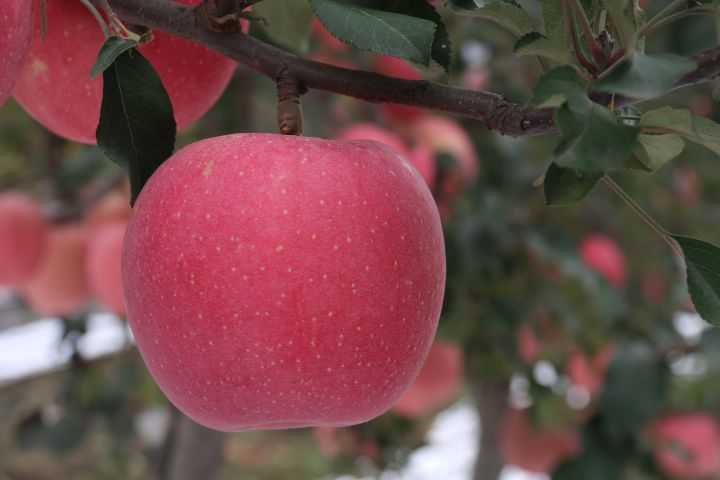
448 0 533 37
595 52 696 99
599 340 669 437
96 48 176 205
91 36 138 79
543 162 603 205
309 0 437 65
554 102 640 171
673 235 720 326
514 32 572 64
530 66 588 109
254 0 314 52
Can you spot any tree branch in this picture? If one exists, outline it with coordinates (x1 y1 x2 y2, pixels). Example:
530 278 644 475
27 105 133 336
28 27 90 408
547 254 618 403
103 0 720 137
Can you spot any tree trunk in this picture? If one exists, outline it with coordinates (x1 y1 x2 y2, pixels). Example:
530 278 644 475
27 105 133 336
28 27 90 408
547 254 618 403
472 379 510 480
154 409 226 480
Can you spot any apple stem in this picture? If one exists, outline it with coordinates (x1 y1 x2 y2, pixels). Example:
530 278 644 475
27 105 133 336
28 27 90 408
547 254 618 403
601 176 683 258
276 70 306 136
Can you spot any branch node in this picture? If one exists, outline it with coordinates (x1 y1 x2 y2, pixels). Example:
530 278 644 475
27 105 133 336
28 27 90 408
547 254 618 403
276 70 305 136
195 0 241 33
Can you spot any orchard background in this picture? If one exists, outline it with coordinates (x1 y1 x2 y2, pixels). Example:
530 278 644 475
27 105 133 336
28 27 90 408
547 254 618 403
2 0 720 479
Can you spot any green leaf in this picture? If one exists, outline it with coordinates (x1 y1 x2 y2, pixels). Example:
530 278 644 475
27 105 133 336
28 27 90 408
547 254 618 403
345 0 452 71
627 134 685 173
254 0 314 52
309 0 437 65
530 66 588 109
543 162 603 205
96 49 176 205
554 102 640 171
91 36 138 79
599 340 669 437
448 0 533 37
595 52 696 99
673 235 720 326
641 106 720 156
514 32 572 64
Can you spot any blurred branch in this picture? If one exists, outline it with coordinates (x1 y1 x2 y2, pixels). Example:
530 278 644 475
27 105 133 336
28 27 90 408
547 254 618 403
98 0 720 137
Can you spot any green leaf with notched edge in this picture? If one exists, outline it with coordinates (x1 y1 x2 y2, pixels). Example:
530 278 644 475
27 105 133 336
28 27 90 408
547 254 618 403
91 36 138 79
309 0 436 65
626 133 685 173
254 0 314 52
641 107 720 156
554 102 640 171
673 235 720 326
96 48 176 205
514 32 572 65
531 66 588 109
448 0 532 37
543 162 603 205
595 52 696 99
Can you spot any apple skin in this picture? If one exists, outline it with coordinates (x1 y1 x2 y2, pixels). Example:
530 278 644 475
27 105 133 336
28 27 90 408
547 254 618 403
337 123 436 188
0 0 33 107
651 413 720 479
501 408 581 474
392 341 464 417
122 133 446 431
0 192 48 287
87 222 127 315
567 346 615 397
22 225 90 316
374 56 424 121
579 234 627 288
12 0 236 144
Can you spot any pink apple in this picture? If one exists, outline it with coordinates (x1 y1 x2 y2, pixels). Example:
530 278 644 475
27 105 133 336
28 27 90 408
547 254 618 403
392 341 464 417
0 0 33 106
122 133 446 431
23 225 90 316
86 191 132 232
87 222 127 315
12 0 236 144
567 346 615 397
517 323 543 364
373 55 424 121
501 407 582 474
461 67 491 91
579 234 627 288
407 142 437 190
651 413 720 479
0 192 48 287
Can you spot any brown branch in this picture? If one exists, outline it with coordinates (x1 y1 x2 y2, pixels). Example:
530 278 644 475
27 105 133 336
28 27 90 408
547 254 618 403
102 0 720 137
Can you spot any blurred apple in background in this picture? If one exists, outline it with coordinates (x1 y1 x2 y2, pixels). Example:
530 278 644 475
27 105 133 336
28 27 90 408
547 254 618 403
579 234 627 288
12 0 237 144
23 225 90 316
0 0 34 107
392 342 464 418
567 346 615 397
651 412 720 479
373 55 424 121
85 191 132 233
0 192 48 288
501 407 581 474
87 222 127 315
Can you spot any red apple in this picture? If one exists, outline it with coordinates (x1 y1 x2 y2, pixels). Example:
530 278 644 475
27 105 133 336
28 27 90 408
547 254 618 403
392 341 464 417
579 234 627 288
122 133 446 431
312 18 349 54
517 323 543 364
0 0 33 106
651 413 720 479
337 123 436 188
567 346 615 397
87 222 127 315
23 225 90 316
373 55 424 121
501 407 582 474
0 192 48 287
12 0 236 144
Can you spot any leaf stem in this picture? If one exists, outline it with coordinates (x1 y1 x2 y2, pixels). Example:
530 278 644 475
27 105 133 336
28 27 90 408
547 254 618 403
602 175 683 258
77 0 111 37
